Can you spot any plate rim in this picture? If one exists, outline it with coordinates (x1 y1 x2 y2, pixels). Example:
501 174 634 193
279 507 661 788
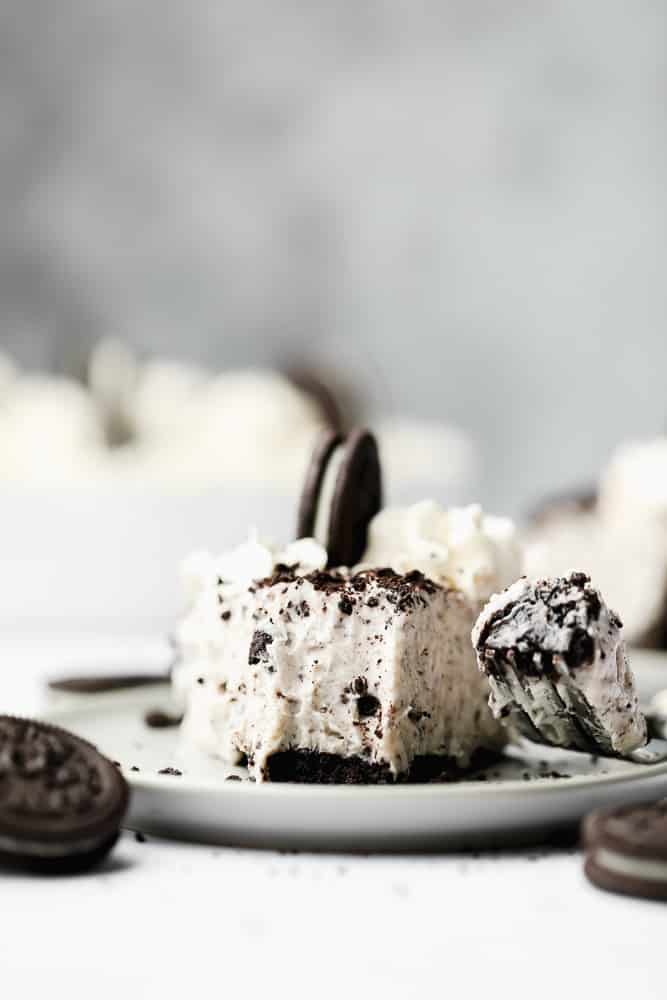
41 691 667 801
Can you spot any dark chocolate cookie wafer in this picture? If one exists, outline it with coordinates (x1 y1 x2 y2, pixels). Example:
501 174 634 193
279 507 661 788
296 429 342 540
582 801 667 901
286 368 345 432
327 429 382 568
0 716 129 873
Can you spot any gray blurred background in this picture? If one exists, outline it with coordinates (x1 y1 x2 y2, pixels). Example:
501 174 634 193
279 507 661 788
2 0 666 512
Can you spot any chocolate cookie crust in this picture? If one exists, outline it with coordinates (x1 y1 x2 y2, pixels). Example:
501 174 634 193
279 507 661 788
265 749 500 784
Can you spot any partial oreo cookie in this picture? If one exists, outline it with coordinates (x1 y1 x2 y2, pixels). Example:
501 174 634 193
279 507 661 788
297 429 342 540
297 428 382 568
582 801 667 901
327 429 382 568
0 716 130 873
285 367 345 432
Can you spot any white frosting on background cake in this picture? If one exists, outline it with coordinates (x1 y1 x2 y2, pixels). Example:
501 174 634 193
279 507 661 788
524 510 667 648
0 343 480 498
0 375 106 483
600 438 667 525
526 437 667 647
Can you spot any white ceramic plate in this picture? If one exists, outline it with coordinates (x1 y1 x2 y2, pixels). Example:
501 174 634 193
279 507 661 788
40 649 667 852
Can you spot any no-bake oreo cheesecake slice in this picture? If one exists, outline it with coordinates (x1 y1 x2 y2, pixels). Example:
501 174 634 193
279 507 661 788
173 428 520 782
472 572 647 756
231 564 504 782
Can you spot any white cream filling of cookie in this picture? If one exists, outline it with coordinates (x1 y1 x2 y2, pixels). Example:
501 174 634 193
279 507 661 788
313 444 345 552
593 848 667 883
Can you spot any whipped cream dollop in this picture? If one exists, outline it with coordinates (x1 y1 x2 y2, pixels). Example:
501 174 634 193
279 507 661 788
359 500 521 604
181 535 327 613
174 534 327 714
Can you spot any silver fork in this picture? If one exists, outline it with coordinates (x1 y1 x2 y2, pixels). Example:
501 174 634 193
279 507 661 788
491 663 667 764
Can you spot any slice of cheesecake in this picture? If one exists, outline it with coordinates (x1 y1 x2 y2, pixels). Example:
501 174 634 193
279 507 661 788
472 573 647 756
174 545 505 782
237 566 504 782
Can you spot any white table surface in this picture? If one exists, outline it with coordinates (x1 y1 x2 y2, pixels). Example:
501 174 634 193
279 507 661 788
1 633 665 998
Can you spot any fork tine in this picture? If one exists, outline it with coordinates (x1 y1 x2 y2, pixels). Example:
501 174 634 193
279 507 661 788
502 665 603 753
554 680 614 753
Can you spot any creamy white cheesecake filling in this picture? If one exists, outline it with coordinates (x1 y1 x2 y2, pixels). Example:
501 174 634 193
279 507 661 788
238 572 504 779
177 567 504 780
174 501 520 780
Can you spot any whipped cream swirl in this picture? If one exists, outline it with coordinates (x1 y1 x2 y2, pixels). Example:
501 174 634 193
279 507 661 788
359 500 521 604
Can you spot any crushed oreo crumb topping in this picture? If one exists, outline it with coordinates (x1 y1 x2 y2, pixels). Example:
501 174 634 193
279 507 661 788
476 572 613 677
248 631 274 667
255 566 441 615
356 694 381 718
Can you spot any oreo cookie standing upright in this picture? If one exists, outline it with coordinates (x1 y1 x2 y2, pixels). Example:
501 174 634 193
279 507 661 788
0 716 130 873
297 428 382 568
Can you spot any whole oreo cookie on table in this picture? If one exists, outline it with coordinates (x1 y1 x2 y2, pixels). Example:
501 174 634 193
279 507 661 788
297 427 382 568
583 801 667 901
0 716 129 873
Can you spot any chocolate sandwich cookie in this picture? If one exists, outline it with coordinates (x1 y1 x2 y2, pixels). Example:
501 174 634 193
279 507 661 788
583 801 667 901
297 429 343 540
0 716 129 873
297 428 382 568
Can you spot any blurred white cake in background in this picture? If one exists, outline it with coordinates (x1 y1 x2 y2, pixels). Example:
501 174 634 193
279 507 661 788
525 437 667 649
599 438 667 529
0 341 478 630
